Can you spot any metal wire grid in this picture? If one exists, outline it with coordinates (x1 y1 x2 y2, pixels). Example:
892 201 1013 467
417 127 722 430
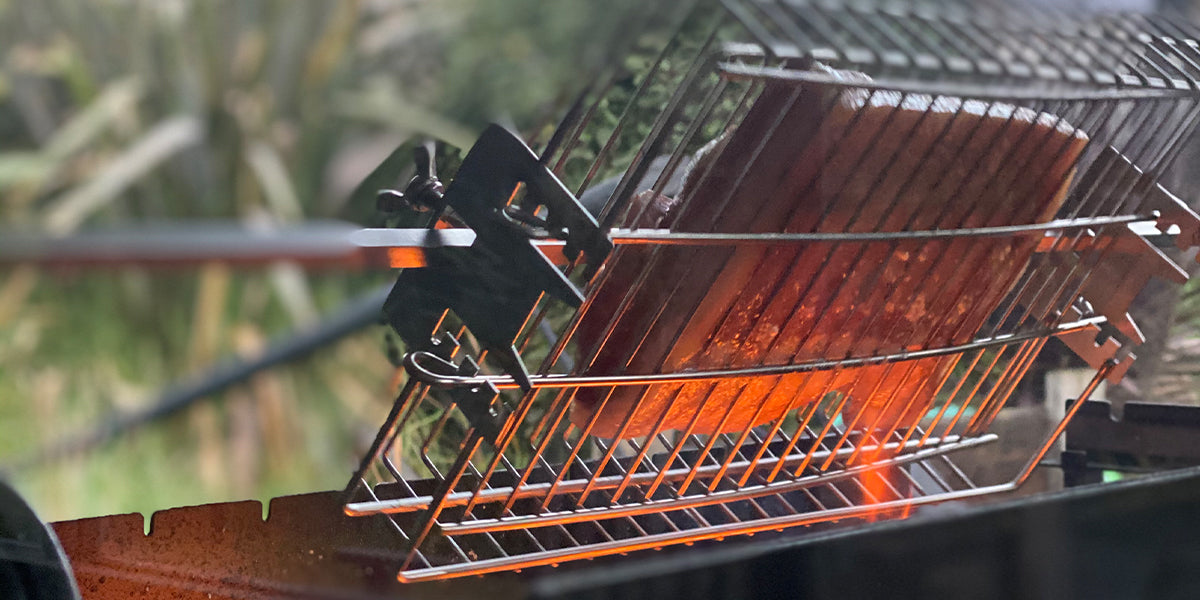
343 0 1200 581
724 0 1200 89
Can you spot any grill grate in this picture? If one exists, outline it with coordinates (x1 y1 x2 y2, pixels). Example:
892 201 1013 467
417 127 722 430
342 0 1200 581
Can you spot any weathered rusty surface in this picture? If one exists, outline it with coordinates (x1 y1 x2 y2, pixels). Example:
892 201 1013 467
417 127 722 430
52 490 525 599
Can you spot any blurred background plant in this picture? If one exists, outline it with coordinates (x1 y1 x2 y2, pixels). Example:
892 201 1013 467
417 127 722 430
0 0 645 522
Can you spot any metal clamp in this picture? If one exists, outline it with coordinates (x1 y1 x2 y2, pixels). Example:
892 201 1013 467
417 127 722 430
382 125 609 391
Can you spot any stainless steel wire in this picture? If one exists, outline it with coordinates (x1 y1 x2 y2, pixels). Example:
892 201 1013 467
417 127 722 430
342 0 1200 581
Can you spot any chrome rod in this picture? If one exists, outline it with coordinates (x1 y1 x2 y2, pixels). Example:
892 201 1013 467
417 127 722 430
436 434 996 535
344 433 987 516
605 214 1151 243
404 317 1105 388
398 482 1017 583
719 61 1200 100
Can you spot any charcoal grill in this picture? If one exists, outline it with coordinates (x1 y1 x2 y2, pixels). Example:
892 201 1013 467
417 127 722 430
338 0 1200 582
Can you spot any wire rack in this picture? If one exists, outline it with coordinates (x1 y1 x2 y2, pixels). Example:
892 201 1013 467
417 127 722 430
343 0 1200 581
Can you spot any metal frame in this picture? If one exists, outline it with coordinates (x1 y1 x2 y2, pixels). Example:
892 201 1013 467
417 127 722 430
343 0 1200 581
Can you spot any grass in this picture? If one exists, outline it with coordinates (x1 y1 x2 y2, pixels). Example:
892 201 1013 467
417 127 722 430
0 0 650 522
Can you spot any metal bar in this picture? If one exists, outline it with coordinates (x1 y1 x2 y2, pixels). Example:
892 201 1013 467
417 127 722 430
573 76 749 506
601 214 1150 244
0 220 393 269
434 435 996 535
696 94 1070 468
497 389 574 514
522 65 774 512
357 213 1166 270
405 317 1104 389
719 62 1200 100
894 12 981 70
820 88 1084 470
814 92 1086 469
711 83 1026 483
578 59 1041 506
642 397 741 499
934 346 1013 441
1013 362 1113 485
462 323 561 517
968 339 1045 435
703 377 797 492
345 433 982 516
417 404 462 482
604 409 695 503
397 433 486 573
567 27 677 199
573 83 884 501
961 342 1032 435
721 0 790 57
398 481 1014 583
921 109 1147 427
753 403 823 485
778 0 865 59
545 73 620 174
597 87 1089 494
917 348 985 446
600 16 727 231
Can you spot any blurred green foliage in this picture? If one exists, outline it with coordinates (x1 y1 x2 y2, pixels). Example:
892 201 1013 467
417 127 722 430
0 0 665 521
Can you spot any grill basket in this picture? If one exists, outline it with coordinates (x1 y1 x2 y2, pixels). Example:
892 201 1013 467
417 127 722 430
343 0 1200 581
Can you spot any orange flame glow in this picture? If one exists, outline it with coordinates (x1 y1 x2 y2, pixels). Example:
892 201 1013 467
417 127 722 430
846 390 926 522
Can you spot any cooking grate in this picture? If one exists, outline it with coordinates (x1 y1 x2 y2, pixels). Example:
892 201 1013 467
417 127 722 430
342 0 1200 581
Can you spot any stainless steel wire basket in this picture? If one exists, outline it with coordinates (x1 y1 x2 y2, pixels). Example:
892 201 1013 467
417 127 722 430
342 0 1200 581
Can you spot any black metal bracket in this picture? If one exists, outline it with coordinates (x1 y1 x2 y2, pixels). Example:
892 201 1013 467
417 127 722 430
443 124 612 264
383 125 609 391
